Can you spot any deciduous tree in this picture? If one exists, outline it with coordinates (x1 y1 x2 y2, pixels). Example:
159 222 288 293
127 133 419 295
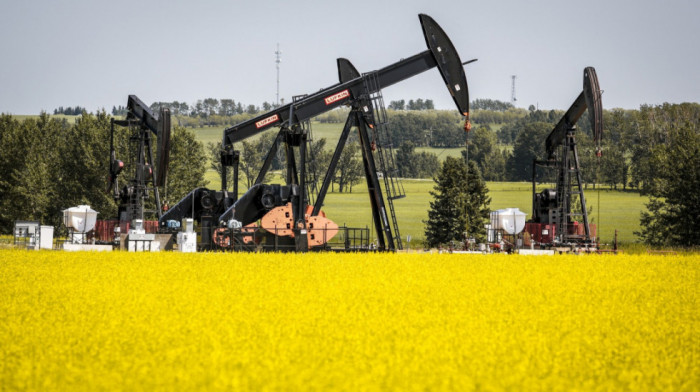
506 122 551 181
164 126 207 205
334 142 362 193
635 104 700 247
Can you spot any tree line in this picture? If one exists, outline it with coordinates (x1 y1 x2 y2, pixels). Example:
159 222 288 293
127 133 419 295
53 106 86 115
35 99 700 196
149 98 276 117
108 99 276 129
4 100 697 247
0 112 207 234
387 98 435 111
471 98 515 111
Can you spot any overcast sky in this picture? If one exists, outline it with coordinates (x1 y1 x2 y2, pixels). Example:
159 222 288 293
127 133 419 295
1 0 698 114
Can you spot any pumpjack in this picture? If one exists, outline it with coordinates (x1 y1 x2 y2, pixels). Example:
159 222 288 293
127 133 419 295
109 95 171 223
160 14 472 252
526 67 603 249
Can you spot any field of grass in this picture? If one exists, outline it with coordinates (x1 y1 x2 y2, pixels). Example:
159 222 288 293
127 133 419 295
325 181 646 246
200 173 646 247
189 120 472 163
11 114 82 124
415 146 464 160
184 121 348 149
1 250 696 390
188 125 229 146
308 121 345 147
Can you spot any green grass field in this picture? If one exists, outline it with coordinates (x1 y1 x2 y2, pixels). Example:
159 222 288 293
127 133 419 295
184 122 348 148
308 121 345 147
187 125 228 146
201 168 646 247
321 180 646 247
12 114 81 124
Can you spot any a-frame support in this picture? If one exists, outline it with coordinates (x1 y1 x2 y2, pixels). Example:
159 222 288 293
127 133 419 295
311 101 396 251
111 118 163 222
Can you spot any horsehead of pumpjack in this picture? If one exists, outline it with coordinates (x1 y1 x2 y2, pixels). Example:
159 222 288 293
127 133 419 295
545 67 603 160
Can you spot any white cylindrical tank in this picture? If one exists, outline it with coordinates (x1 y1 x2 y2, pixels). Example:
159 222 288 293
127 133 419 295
490 208 526 235
63 205 98 233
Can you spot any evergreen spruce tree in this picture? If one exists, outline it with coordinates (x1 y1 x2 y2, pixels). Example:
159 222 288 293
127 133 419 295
464 160 491 242
424 156 490 248
166 126 208 204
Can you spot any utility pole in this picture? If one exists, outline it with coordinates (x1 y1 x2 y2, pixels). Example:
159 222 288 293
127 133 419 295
275 44 282 106
511 75 517 106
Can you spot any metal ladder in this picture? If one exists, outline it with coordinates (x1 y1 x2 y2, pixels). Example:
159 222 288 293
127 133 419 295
555 130 590 242
362 71 405 249
301 120 319 208
292 94 320 208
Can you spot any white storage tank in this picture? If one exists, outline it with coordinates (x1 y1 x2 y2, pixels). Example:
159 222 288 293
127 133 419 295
63 205 98 243
63 205 98 233
490 208 526 235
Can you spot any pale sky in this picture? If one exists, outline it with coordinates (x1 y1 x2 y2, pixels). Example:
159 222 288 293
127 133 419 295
1 0 698 114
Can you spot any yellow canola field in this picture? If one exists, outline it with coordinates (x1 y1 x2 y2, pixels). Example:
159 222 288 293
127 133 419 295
0 250 697 391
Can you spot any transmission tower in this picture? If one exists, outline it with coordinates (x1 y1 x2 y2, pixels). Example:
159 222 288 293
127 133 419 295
511 75 517 105
275 43 282 106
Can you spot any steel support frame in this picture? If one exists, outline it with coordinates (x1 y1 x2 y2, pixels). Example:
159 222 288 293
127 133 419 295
556 129 591 242
356 109 396 251
113 119 163 222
